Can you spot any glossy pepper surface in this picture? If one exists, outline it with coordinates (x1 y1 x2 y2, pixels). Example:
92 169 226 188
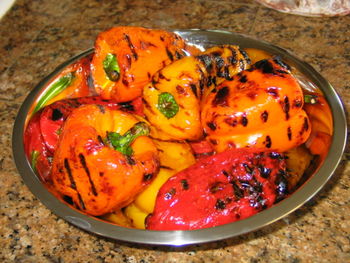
51 104 159 216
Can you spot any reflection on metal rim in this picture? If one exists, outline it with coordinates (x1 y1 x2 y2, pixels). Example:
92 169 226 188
12 29 347 246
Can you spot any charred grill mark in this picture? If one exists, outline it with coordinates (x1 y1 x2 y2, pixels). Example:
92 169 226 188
97 135 105 145
124 33 138 60
230 180 244 199
144 173 153 181
215 199 226 210
207 121 217 131
239 74 248 83
64 158 77 189
265 135 272 148
300 117 309 135
241 114 248 127
261 110 269 122
282 96 290 120
267 87 279 98
52 108 63 121
222 170 229 177
197 54 213 74
181 179 189 190
258 165 271 178
147 72 151 80
239 48 251 64
275 169 289 201
166 47 174 61
213 86 229 107
190 84 198 98
214 54 225 71
176 85 187 95
125 54 132 68
225 117 238 127
287 126 292 140
122 77 129 87
243 163 253 174
77 193 86 210
79 153 97 196
254 59 274 74
99 172 104 177
158 71 170 81
273 57 291 71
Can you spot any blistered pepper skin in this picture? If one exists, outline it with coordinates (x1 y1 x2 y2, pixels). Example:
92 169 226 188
201 58 311 152
147 148 289 230
51 104 159 216
143 45 250 140
91 26 195 102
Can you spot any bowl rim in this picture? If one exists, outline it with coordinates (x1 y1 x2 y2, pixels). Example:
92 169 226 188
12 29 347 246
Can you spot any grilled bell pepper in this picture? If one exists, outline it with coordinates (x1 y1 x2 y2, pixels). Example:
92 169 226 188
201 58 311 152
143 45 250 140
51 104 159 216
91 26 196 102
146 148 289 230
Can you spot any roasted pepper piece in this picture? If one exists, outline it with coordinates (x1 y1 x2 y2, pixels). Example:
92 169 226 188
146 148 289 230
33 56 91 114
51 104 159 216
143 45 250 140
201 58 311 152
91 26 195 102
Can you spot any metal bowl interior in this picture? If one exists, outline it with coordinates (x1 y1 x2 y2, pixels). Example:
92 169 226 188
12 29 347 246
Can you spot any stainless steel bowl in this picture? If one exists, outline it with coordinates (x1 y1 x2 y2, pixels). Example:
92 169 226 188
12 29 347 246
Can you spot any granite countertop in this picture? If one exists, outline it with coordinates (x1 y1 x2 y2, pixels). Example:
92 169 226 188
1 0 349 262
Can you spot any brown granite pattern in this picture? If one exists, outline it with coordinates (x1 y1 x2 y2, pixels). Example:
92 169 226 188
1 0 349 262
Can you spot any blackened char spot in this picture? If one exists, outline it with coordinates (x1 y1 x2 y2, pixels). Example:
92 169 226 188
181 179 189 190
197 54 213 74
215 199 226 210
258 165 271 178
265 135 272 148
79 153 97 196
207 121 217 131
166 47 174 61
144 173 153 181
64 158 76 190
287 126 292 140
282 96 290 120
230 181 243 199
239 74 248 83
124 33 138 60
254 59 274 74
52 108 63 121
267 87 279 98
190 84 198 98
241 115 248 127
273 56 291 71
213 86 229 107
261 110 268 122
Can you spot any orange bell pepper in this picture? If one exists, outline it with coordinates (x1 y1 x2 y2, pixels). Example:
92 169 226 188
91 26 196 102
201 58 311 152
51 104 159 216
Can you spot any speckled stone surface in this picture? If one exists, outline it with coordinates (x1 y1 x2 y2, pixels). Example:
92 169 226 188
1 0 349 262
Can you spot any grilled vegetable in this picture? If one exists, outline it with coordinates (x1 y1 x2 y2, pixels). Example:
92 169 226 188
146 148 289 230
51 104 159 216
91 26 196 102
143 45 250 140
201 58 311 152
33 56 91 114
